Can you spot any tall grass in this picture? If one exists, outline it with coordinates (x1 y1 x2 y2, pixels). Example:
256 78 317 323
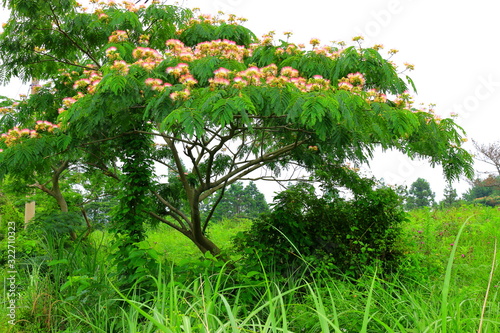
2 205 499 332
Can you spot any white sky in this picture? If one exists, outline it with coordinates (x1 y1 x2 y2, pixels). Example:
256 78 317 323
182 0 500 200
2 0 499 201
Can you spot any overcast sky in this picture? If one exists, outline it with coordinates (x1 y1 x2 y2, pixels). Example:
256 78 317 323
1 0 499 201
182 0 500 200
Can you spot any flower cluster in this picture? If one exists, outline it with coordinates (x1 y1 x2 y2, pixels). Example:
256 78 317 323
260 31 275 46
303 75 331 92
280 66 300 78
165 39 250 62
106 46 120 60
208 77 231 88
274 43 304 56
110 60 129 75
0 107 12 114
195 39 249 61
34 120 59 132
205 65 332 92
132 46 163 71
338 72 366 92
108 30 128 43
366 89 387 103
138 34 150 45
403 62 415 71
394 90 414 108
179 74 198 87
144 78 172 92
188 10 247 26
73 78 91 90
347 72 366 86
309 38 321 47
132 47 162 60
59 92 85 114
1 121 59 147
1 128 37 146
169 89 191 101
166 63 190 78
122 0 140 12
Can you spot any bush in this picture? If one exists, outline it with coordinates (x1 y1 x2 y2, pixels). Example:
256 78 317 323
473 195 500 207
233 182 407 278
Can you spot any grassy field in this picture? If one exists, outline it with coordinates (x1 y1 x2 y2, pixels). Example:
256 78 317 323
1 204 499 332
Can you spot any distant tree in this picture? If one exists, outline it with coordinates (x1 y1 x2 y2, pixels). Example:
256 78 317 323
439 181 459 207
405 178 435 209
473 140 500 176
203 181 269 222
463 175 500 206
465 140 500 207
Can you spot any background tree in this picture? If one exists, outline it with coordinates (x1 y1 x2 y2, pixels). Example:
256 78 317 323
439 181 459 208
202 181 269 222
473 140 500 176
405 178 435 209
0 0 474 263
463 175 500 206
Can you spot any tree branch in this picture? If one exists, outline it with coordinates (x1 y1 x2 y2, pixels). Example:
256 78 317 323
49 5 102 68
151 190 192 230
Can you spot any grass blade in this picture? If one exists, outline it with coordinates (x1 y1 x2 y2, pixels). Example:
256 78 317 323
440 217 471 333
478 237 497 333
360 266 378 333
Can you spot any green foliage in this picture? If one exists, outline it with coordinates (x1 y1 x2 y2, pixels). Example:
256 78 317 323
0 0 474 263
29 210 86 237
405 177 435 210
439 181 460 208
109 129 158 289
463 175 500 206
234 181 407 278
202 181 269 222
2 205 500 332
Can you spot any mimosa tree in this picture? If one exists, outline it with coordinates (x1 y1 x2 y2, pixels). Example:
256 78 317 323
0 0 473 270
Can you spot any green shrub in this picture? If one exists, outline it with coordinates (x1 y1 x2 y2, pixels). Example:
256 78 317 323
473 195 500 207
233 182 407 278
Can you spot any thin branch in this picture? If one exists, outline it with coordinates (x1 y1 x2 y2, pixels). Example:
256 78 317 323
49 5 101 68
202 179 228 233
27 56 97 71
209 139 308 191
147 211 190 236
151 190 192 229
239 176 310 182
28 182 55 197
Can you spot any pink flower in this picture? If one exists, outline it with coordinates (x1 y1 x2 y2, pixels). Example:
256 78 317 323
209 77 230 86
106 46 117 53
170 89 191 101
338 81 353 91
347 72 365 86
145 78 162 86
110 60 129 75
179 75 198 87
63 97 77 107
280 67 299 78
108 30 128 43
214 67 231 78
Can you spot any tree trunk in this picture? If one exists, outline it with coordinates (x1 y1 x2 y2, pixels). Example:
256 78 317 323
50 161 76 240
51 177 77 240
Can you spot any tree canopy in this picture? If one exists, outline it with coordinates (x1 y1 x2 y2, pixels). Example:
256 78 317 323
405 178 435 209
0 0 474 260
201 181 269 222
